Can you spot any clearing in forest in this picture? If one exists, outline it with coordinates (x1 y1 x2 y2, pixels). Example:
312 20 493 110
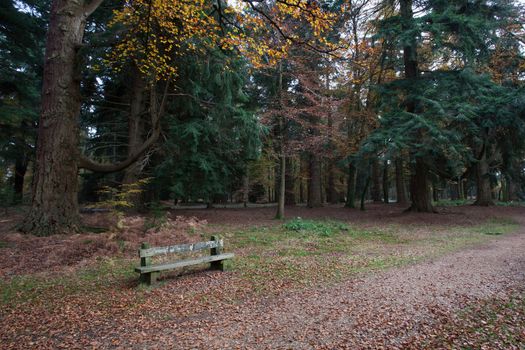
1 204 524 349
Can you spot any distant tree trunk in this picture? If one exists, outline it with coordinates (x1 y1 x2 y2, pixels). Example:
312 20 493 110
345 162 357 208
327 160 339 204
360 176 371 211
474 144 494 206
458 177 465 200
275 60 286 219
505 176 517 202
382 160 389 204
299 179 304 203
242 173 249 208
308 153 322 208
432 183 439 202
285 157 296 205
409 158 435 212
395 158 408 204
276 153 286 219
371 159 382 202
14 154 28 202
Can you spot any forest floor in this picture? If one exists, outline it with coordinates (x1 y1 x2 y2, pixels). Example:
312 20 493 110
0 204 524 349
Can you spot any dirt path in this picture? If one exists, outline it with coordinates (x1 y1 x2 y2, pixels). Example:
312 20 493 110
134 222 525 349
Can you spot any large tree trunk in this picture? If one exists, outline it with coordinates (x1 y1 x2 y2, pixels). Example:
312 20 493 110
345 162 357 208
395 158 408 204
473 146 494 206
19 0 89 235
122 68 147 185
122 69 147 209
400 0 434 213
409 158 435 212
370 159 382 202
20 0 162 235
307 153 322 208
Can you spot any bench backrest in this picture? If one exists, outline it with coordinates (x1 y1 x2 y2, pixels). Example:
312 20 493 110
139 237 223 258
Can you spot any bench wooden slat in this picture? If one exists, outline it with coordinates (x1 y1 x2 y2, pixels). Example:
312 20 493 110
135 253 234 273
139 240 223 258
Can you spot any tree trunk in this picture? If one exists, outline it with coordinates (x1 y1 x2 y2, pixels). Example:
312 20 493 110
20 0 162 235
122 68 147 209
360 176 371 211
409 158 435 212
473 146 494 206
275 153 286 219
242 173 249 208
370 159 382 202
395 158 408 204
382 159 389 204
400 0 434 213
123 68 147 185
458 177 465 200
285 157 296 205
345 162 357 208
308 153 322 208
19 0 89 235
14 154 28 202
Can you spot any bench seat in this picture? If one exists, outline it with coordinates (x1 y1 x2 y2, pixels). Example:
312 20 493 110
135 253 234 274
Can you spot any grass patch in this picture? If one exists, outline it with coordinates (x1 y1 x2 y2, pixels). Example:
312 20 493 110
434 199 473 206
1 216 520 308
282 218 349 237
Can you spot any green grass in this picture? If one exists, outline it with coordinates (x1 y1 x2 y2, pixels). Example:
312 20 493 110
434 199 473 206
0 216 520 307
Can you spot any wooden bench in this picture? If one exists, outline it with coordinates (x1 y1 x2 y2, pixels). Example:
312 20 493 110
135 235 234 285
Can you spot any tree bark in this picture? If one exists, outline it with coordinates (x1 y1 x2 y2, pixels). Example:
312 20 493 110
122 67 147 185
382 159 389 204
276 154 286 219
14 154 28 202
400 0 434 212
370 159 382 202
458 177 465 200
409 158 435 212
473 145 494 206
19 0 88 235
242 173 249 208
345 162 357 208
395 158 408 204
307 153 322 208
285 157 296 205
360 176 371 211
20 0 162 235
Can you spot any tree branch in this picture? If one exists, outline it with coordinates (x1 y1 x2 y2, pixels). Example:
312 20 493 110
78 79 171 173
83 0 105 17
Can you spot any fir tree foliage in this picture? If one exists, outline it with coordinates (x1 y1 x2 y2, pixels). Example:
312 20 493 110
154 49 263 202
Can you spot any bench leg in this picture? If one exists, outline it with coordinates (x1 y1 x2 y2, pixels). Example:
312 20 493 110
140 272 159 285
210 260 224 271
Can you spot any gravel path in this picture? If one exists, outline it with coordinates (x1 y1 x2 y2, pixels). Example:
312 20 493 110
146 224 525 349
